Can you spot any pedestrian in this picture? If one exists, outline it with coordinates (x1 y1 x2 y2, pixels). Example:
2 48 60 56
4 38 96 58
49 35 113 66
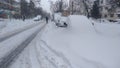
52 14 54 21
22 15 25 21
92 22 94 26
46 16 48 23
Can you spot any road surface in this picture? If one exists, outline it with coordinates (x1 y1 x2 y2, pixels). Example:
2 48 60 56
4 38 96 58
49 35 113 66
0 22 41 42
0 22 46 68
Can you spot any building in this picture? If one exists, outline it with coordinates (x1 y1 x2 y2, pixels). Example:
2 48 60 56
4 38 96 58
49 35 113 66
0 0 20 18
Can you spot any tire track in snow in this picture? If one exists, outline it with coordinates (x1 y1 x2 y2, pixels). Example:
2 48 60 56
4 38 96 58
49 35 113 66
0 22 41 42
35 39 73 68
0 23 46 68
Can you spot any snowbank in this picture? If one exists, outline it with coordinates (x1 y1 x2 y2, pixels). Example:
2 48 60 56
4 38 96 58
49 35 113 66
94 22 120 37
41 15 120 68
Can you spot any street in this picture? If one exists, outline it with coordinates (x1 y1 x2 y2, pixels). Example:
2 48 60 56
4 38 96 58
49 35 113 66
0 21 46 68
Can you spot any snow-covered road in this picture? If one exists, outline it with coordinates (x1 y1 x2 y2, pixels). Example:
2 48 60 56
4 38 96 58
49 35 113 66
0 20 46 68
0 19 42 42
9 38 72 68
9 22 73 68
1 15 120 68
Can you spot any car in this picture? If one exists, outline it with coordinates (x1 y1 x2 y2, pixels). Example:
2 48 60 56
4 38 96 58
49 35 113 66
109 19 117 22
98 19 110 23
33 15 41 21
55 16 69 27
115 19 120 24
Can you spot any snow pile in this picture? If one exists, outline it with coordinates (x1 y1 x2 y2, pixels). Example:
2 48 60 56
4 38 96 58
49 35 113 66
41 15 120 68
69 15 94 33
90 18 120 36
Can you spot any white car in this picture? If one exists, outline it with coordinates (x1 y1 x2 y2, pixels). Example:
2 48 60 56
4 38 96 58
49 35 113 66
115 19 120 24
33 15 41 21
54 13 70 27
98 19 110 23
55 16 69 27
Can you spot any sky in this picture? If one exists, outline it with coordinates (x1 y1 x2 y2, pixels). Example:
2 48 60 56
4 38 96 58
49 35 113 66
40 0 60 13
40 0 51 13
40 0 69 13
15 0 69 13
15 0 58 13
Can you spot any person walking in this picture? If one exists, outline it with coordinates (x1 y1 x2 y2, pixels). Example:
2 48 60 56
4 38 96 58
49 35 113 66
46 16 48 23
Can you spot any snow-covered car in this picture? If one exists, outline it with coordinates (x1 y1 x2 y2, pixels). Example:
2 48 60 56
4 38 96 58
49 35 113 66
115 19 120 24
33 15 41 21
54 13 70 27
55 16 69 27
98 19 110 23
109 19 117 22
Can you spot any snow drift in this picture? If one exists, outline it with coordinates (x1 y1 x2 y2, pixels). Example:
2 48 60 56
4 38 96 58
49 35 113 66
41 15 120 68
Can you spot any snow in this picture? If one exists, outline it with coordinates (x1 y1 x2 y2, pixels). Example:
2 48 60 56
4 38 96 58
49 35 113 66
0 19 43 40
40 15 120 68
0 22 45 62
41 0 51 13
0 19 38 33
94 23 120 36
91 19 120 36
5 15 120 68
0 19 7 31
33 15 41 21
54 14 70 27
10 22 72 68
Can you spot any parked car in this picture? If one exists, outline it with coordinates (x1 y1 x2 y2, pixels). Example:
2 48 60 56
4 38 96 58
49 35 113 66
54 13 69 27
109 19 117 22
56 16 70 27
115 19 120 24
98 19 110 23
33 15 41 21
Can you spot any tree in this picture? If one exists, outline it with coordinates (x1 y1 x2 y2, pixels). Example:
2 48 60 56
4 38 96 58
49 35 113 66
71 1 74 14
28 0 35 17
6 0 15 4
20 0 28 20
59 0 63 12
107 0 120 15
53 0 68 13
34 7 43 16
83 0 89 17
109 0 120 7
91 1 101 19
